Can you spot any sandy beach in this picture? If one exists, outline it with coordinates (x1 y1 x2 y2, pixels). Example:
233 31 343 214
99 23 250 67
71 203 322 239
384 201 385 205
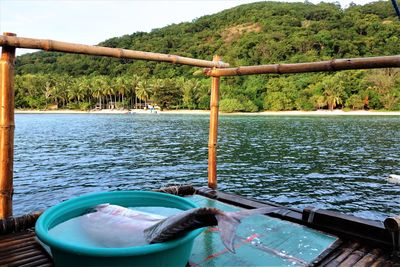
14 109 400 116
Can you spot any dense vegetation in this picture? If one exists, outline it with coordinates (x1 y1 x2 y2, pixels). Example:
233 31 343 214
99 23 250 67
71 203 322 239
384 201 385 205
14 1 400 111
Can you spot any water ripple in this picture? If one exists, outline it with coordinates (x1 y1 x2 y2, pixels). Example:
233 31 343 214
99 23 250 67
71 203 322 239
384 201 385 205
12 114 400 221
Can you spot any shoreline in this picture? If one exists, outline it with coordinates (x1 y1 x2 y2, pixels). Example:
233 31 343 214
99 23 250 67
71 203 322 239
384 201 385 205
14 109 400 116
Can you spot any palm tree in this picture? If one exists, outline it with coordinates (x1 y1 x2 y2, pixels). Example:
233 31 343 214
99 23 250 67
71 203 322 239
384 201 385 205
44 80 53 109
181 79 200 109
96 76 112 108
89 76 110 109
194 81 210 109
322 75 345 110
129 75 140 109
115 76 128 108
75 76 91 103
91 76 104 109
53 75 70 108
136 80 152 108
310 94 326 110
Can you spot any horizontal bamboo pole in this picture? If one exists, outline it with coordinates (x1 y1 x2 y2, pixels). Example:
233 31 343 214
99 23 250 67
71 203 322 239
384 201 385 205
204 55 400 76
0 35 229 68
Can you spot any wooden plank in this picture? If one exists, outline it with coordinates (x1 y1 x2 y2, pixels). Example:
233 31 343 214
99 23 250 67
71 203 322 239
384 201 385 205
0 230 35 242
310 239 343 266
0 229 53 266
315 245 344 266
338 246 368 267
369 257 392 267
0 250 44 265
0 236 37 249
0 212 42 235
353 248 383 267
7 254 50 267
17 257 54 267
0 241 42 255
323 242 361 267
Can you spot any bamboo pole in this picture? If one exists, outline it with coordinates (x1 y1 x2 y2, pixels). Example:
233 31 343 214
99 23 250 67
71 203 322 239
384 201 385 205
0 33 16 219
0 35 229 68
204 55 400 76
208 55 221 190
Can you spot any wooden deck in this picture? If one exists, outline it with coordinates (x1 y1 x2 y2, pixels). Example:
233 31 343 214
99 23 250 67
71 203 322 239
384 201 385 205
0 187 399 266
0 229 398 266
317 241 398 267
0 230 53 267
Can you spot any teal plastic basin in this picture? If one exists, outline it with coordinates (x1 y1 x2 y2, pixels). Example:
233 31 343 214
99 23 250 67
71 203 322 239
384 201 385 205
35 191 204 267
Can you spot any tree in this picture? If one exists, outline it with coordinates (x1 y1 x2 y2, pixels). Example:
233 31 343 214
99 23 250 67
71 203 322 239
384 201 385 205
115 76 128 108
151 78 180 110
366 69 400 110
345 94 364 110
136 80 151 107
127 75 140 109
12 1 400 111
322 74 345 110
181 79 200 109
93 76 109 109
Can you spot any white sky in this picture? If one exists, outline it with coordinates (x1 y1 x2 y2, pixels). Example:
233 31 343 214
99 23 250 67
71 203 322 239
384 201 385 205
1 0 378 55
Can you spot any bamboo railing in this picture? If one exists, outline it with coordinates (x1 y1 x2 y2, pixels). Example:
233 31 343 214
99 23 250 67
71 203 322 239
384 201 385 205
0 35 229 68
204 55 400 76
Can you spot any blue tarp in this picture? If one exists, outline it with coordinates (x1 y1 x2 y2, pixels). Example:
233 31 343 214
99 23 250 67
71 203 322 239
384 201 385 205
187 195 338 267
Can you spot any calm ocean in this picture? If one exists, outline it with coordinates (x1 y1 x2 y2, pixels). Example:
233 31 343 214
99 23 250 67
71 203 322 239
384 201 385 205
13 114 400 221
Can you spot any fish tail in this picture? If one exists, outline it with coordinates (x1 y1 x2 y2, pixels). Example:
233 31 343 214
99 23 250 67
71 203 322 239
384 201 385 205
216 207 279 253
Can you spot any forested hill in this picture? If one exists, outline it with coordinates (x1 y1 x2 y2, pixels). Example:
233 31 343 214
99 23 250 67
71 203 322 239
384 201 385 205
14 1 400 111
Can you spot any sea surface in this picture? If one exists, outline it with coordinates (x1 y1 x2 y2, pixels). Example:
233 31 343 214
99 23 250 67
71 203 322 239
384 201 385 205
13 114 400 221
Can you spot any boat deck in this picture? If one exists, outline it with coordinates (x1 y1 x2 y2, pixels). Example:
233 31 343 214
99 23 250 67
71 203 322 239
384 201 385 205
0 187 399 266
0 230 53 267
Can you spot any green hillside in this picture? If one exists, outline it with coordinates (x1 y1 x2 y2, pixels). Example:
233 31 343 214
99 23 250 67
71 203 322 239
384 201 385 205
14 1 400 111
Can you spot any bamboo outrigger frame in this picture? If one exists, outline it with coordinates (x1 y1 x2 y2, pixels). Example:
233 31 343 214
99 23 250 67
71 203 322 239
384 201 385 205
1 32 400 219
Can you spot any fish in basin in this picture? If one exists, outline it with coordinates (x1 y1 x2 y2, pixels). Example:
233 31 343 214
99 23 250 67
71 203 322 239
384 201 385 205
81 203 278 252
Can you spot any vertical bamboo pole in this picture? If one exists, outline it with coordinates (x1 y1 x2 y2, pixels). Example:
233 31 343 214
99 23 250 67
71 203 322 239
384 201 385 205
0 32 16 219
208 55 221 189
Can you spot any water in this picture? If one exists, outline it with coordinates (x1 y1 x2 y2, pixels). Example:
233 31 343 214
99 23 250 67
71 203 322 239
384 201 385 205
13 114 400 221
49 206 180 248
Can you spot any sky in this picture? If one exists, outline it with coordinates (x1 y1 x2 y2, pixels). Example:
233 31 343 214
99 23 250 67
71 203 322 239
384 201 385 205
1 0 377 55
